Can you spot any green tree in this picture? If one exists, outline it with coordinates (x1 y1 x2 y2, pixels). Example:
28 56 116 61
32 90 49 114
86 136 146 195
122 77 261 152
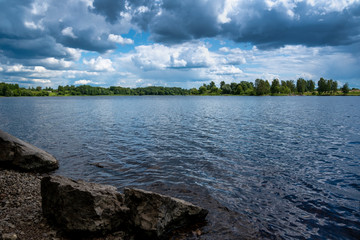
296 78 306 94
327 79 333 93
230 82 238 93
285 80 296 94
221 84 232 94
208 81 216 90
199 85 207 94
220 81 225 89
190 88 199 95
331 81 338 94
317 77 327 94
234 84 243 95
210 85 220 94
342 83 350 94
255 79 270 95
270 79 280 94
306 80 315 92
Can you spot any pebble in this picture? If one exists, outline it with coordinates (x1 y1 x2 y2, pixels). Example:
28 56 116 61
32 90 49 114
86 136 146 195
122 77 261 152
2 233 18 240
7 223 15 229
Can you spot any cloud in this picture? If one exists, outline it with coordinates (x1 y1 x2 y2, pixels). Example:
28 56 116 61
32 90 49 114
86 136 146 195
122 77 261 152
91 0 126 23
6 65 26 73
61 27 77 38
0 0 359 89
0 0 129 63
74 79 93 85
130 42 220 71
108 34 134 45
127 0 360 49
112 40 360 88
112 41 249 87
83 56 115 71
32 79 51 83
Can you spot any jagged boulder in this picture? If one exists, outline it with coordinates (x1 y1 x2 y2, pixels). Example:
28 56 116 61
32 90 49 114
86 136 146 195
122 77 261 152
0 130 58 172
41 175 208 238
124 188 208 238
41 175 129 235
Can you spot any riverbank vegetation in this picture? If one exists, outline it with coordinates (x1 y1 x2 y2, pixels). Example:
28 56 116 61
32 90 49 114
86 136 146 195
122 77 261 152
1 78 359 97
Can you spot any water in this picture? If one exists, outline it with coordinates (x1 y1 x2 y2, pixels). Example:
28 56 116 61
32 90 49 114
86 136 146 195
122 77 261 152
0 96 359 239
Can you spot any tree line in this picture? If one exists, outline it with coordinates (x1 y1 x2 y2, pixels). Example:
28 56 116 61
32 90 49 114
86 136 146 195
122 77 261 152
191 78 351 96
0 78 354 97
0 83 50 97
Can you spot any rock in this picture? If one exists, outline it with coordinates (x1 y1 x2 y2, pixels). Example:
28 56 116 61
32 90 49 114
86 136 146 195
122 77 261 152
1 233 17 240
0 130 58 172
90 162 105 168
124 188 208 238
41 175 129 235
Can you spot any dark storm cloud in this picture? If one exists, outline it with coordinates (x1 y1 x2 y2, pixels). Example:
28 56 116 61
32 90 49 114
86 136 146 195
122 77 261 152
0 0 123 64
91 0 126 24
221 1 360 49
131 0 222 43
48 22 116 53
0 0 65 60
128 0 360 49
0 36 70 59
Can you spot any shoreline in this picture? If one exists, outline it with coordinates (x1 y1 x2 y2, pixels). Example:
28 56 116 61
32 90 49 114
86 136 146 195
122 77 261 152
0 169 127 240
1 93 359 97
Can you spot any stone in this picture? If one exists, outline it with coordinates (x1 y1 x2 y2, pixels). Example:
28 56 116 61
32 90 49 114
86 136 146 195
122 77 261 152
1 233 17 240
124 188 208 238
41 175 129 235
0 130 58 172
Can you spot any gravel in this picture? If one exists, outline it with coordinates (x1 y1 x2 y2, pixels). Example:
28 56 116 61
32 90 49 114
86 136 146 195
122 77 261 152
0 169 125 240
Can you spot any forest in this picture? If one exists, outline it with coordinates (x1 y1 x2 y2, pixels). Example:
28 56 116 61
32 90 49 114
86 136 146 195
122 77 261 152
0 78 356 97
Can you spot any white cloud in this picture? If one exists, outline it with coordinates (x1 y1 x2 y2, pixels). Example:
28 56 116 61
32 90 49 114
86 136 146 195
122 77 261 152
130 43 217 71
6 65 25 72
108 34 134 45
61 27 77 38
32 79 51 83
219 47 230 53
65 48 82 61
212 65 243 75
31 0 48 15
83 56 115 71
218 0 239 24
305 0 359 12
74 79 93 85
41 58 73 68
80 0 94 8
34 66 47 72
24 21 44 30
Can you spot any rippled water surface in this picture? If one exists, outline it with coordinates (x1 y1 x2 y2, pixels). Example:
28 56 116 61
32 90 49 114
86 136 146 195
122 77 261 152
1 96 359 239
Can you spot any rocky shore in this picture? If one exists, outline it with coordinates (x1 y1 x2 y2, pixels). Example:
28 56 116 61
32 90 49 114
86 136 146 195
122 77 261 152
0 169 131 240
0 168 59 240
0 130 208 240
0 169 209 240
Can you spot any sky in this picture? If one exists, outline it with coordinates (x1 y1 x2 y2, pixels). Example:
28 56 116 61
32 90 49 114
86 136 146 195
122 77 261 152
0 0 360 89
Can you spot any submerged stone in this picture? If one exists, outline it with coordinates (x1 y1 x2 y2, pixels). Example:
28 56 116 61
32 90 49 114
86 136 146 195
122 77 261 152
124 188 208 238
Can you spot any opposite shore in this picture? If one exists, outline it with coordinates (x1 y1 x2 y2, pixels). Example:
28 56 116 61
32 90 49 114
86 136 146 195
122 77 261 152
1 78 359 97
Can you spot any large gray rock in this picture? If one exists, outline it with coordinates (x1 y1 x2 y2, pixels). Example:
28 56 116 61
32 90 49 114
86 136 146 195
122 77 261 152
0 130 58 172
124 188 208 238
41 175 129 235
